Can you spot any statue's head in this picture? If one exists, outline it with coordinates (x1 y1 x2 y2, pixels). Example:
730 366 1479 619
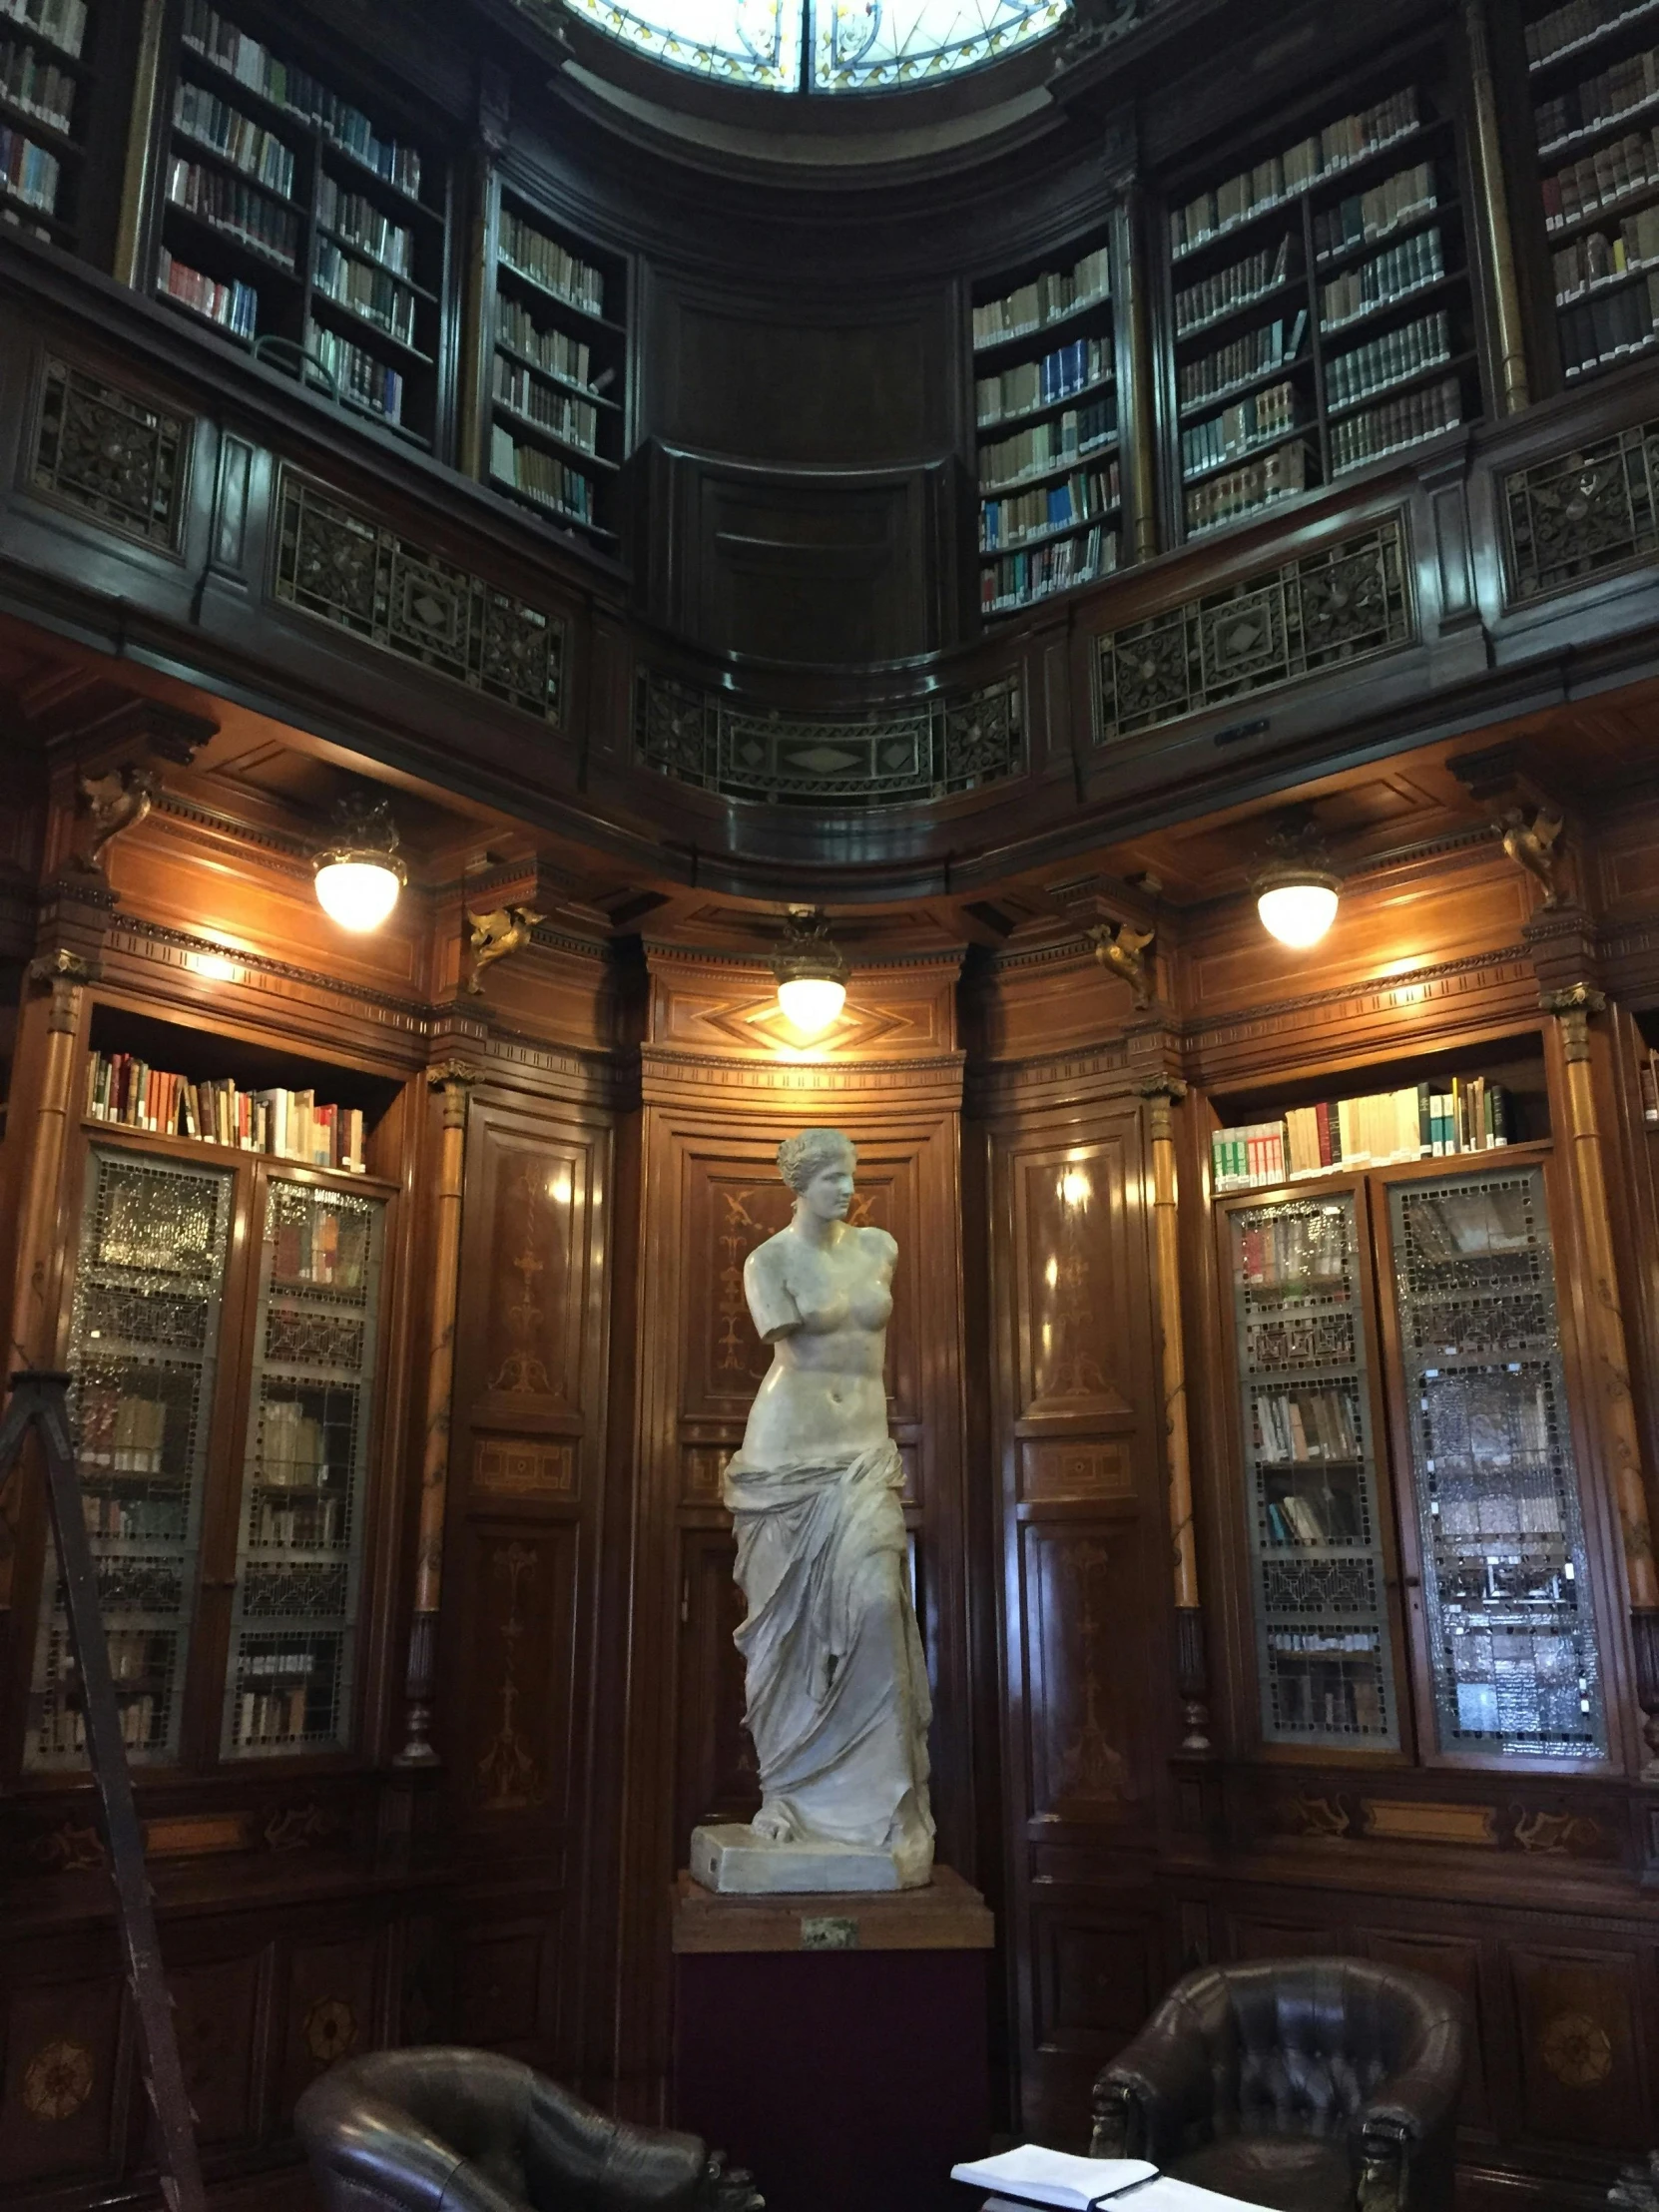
777 1128 856 1222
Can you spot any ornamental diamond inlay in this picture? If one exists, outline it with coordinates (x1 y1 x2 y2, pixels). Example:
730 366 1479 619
1501 417 1659 603
273 471 564 723
636 671 1022 807
32 357 191 551
1095 514 1414 744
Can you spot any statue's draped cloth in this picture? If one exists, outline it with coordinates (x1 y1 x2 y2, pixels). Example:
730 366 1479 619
723 1439 933 1878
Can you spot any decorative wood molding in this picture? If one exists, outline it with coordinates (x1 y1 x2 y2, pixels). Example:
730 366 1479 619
1183 944 1535 1058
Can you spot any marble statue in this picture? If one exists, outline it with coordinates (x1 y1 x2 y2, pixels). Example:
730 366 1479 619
690 1128 934 1894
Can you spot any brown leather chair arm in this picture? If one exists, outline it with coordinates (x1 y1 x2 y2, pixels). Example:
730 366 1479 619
1088 1997 1215 2166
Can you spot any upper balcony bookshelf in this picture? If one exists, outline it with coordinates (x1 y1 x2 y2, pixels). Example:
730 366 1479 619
147 0 451 449
0 0 104 257
970 233 1121 618
1158 53 1484 543
481 173 629 548
1524 0 1659 378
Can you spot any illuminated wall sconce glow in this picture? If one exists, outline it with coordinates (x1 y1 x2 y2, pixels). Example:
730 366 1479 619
312 796 406 933
771 906 849 1040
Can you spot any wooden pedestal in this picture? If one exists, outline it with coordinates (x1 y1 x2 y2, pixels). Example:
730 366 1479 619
671 1867 995 2212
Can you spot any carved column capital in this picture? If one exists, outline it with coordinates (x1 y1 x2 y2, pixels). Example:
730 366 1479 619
427 1059 479 1130
1138 1075 1188 1139
1542 982 1608 1060
27 948 96 1031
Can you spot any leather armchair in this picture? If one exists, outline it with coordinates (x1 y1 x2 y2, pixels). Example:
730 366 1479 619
295 2047 764 2212
1089 1958 1466 2212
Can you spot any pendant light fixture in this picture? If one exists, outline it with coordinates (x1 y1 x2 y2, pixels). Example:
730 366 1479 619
1253 814 1341 949
312 796 407 933
771 906 849 1038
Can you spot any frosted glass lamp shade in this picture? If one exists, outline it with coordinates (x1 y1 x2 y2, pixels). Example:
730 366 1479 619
1257 878 1340 949
777 975 846 1036
314 857 403 932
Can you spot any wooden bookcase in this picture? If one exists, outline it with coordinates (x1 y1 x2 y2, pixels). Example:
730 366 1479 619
0 0 114 258
146 0 453 449
480 167 629 552
969 228 1122 618
1513 0 1659 385
1155 35 1485 543
12 1002 402 1781
1209 1034 1620 1773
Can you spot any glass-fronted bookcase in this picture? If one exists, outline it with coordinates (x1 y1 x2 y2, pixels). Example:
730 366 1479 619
1219 1141 1610 1768
22 1123 392 1776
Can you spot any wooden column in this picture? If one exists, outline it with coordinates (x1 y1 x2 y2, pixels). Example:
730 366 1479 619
395 1059 476 1766
1543 984 1659 1772
1463 0 1531 412
1142 1076 1209 1752
114 0 168 289
1117 190 1161 565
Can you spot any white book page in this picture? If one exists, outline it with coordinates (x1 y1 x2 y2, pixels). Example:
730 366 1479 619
949 2147 1158 2208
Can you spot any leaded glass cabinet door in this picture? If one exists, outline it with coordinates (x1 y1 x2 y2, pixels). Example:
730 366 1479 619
1384 1164 1606 1763
26 1147 235 1771
1228 1190 1402 1751
221 1175 384 1758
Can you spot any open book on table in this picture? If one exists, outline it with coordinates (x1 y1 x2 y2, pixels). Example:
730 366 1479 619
951 2146 1274 2212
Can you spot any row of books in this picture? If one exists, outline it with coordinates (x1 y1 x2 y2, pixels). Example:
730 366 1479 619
1 33 75 129
980 526 1116 613
978 401 1115 490
494 354 598 452
975 335 1111 426
1180 310 1306 412
1528 0 1659 68
972 247 1111 347
1186 439 1311 537
1237 1211 1347 1289
38 1696 161 1755
979 463 1118 550
1215 1081 1513 1192
490 425 595 523
85 1052 369 1170
1254 1386 1362 1462
317 174 411 276
81 1392 168 1474
273 1204 367 1289
1314 162 1438 266
1552 202 1659 292
1321 225 1444 331
168 154 296 266
254 1495 342 1547
1438 1480 1562 1537
1331 374 1460 475
174 80 294 199
309 319 404 424
235 1686 312 1746
261 1399 330 1483
0 0 82 57
1169 87 1420 258
183 0 422 199
499 206 604 317
1535 43 1659 152
496 294 594 392
1176 236 1297 339
1542 121 1659 224
1560 266 1659 368
313 236 415 343
158 243 257 336
1638 1042 1659 1119
1327 305 1451 410
1264 1493 1362 1547
1180 377 1298 479
0 117 56 210
83 1493 182 1539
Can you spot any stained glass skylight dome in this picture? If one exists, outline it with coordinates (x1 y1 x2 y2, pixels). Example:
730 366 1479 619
555 0 1071 92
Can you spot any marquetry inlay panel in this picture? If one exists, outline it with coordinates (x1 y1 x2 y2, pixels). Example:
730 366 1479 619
31 356 191 551
272 470 565 721
1095 513 1414 743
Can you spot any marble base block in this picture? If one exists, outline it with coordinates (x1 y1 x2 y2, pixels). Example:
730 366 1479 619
690 1822 911 1894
